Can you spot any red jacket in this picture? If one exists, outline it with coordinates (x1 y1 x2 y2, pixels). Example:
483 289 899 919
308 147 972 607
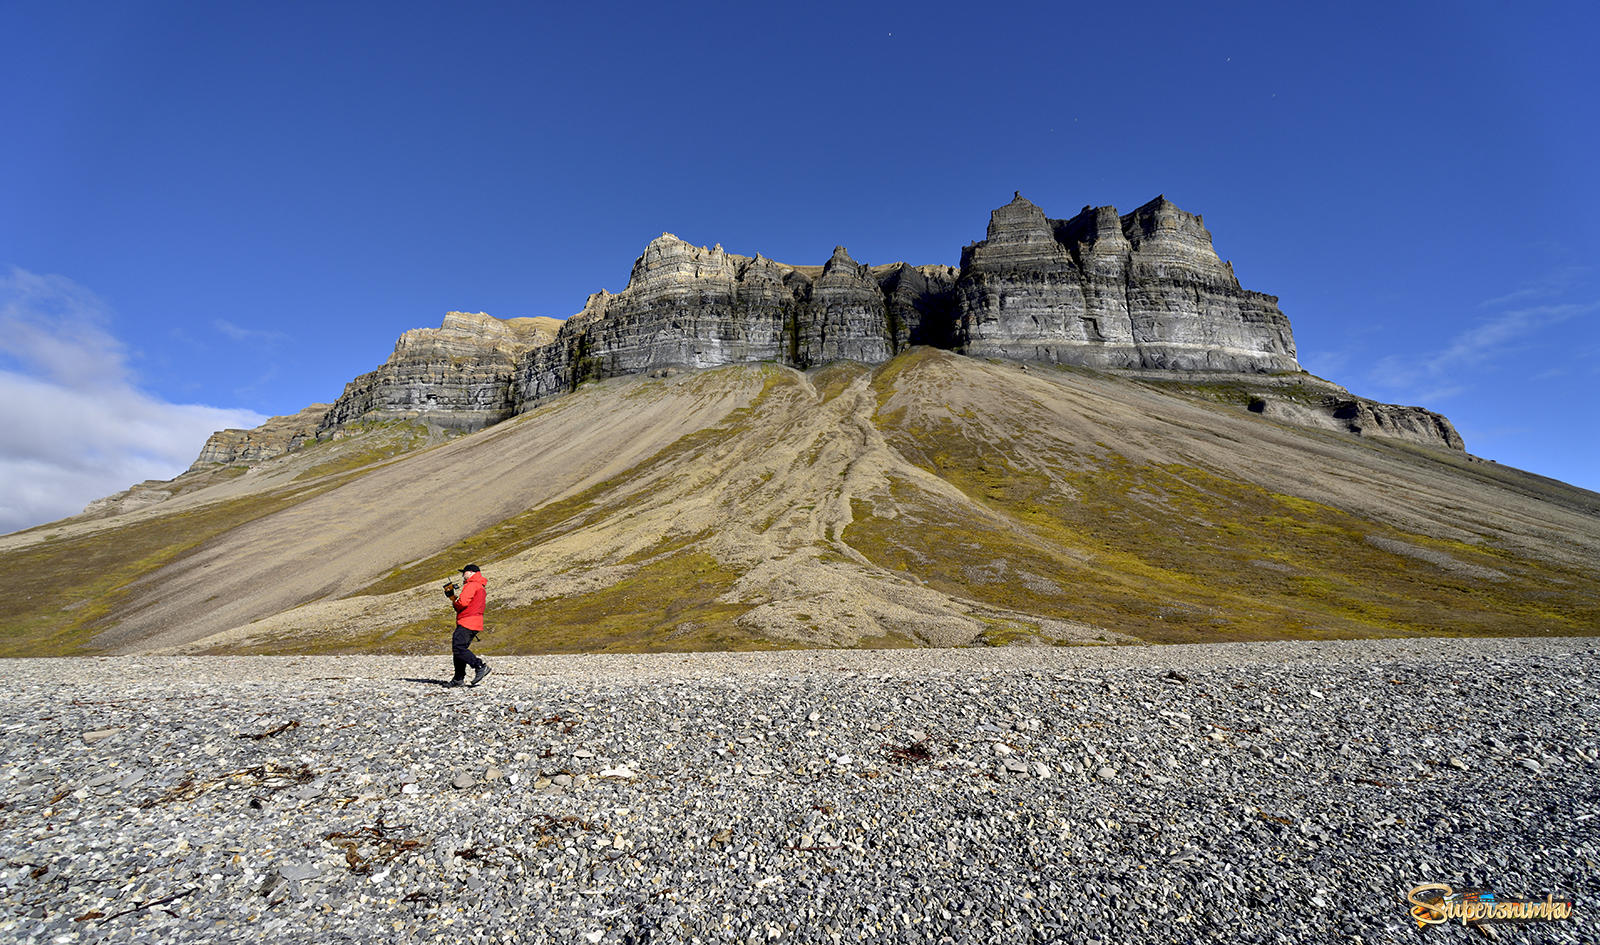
452 572 487 632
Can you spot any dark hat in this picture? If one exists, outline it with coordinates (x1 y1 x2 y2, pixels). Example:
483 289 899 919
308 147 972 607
460 564 480 573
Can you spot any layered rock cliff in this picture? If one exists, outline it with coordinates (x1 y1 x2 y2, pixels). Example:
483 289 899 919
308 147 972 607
320 312 559 431
1252 392 1465 451
513 193 1297 411
189 403 331 468
199 193 1465 462
955 194 1298 372
512 238 959 405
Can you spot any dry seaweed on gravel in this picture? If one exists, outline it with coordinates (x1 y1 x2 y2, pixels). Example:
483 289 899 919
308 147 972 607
141 763 318 807
235 720 300 740
326 816 423 874
886 740 936 765
539 714 579 733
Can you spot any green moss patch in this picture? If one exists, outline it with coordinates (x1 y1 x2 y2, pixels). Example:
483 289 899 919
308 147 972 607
810 361 871 403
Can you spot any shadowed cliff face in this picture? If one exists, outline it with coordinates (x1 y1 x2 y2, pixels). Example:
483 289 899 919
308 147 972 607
305 193 1321 451
510 238 962 405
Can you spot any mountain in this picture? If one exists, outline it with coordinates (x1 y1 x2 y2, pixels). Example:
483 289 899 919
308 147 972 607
199 193 1462 455
3 196 1594 656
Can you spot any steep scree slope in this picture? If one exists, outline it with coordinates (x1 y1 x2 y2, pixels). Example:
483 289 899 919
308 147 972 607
3 351 1592 655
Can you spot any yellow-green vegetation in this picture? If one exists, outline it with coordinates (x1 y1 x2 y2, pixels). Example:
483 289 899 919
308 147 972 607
292 421 433 481
0 422 444 656
809 361 871 402
355 366 794 598
870 346 946 414
478 548 768 653
975 617 1051 647
0 485 329 656
856 357 1600 643
246 551 782 656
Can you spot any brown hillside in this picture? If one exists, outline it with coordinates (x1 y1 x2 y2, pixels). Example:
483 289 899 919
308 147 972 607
2 350 1595 655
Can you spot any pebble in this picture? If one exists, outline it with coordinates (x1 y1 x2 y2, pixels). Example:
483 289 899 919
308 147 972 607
0 638 1591 945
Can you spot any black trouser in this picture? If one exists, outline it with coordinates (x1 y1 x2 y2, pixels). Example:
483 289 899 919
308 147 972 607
452 625 485 679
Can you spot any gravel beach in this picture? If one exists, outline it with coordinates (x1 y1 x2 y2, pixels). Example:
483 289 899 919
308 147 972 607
1 638 1593 944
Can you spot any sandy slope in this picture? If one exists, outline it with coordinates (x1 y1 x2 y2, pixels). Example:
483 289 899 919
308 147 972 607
93 368 769 651
5 350 1596 655
169 351 1599 655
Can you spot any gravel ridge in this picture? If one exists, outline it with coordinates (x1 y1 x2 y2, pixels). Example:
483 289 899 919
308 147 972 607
1 638 1593 944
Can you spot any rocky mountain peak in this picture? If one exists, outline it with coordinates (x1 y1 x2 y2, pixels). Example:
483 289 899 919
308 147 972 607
624 233 749 296
821 245 867 278
1123 194 1207 242
985 191 1053 245
1119 195 1233 285
210 192 1462 464
187 402 331 471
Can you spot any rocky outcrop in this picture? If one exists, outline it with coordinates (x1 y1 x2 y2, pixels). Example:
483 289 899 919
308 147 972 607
955 194 1298 372
511 236 959 406
1295 397 1465 451
517 193 1297 414
1345 401 1463 450
194 193 1467 464
189 403 332 468
319 312 560 431
83 481 180 517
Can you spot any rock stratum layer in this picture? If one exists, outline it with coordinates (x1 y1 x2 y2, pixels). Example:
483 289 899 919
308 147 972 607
320 312 561 431
211 193 1455 461
512 243 959 406
956 195 1297 372
190 403 332 468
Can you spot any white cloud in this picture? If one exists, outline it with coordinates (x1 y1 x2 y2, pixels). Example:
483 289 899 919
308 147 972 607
0 267 267 535
1476 265 1590 309
1364 299 1597 405
213 318 288 344
1429 301 1595 374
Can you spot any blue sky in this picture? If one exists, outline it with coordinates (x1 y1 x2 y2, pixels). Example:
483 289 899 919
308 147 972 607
2 1 1596 532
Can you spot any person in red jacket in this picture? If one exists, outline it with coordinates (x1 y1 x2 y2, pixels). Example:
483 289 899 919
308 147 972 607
443 564 491 687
